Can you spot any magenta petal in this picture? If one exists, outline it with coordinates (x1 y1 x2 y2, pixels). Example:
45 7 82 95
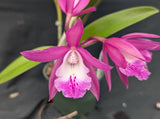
77 47 113 71
80 39 98 47
139 50 152 62
105 43 127 68
66 0 75 13
58 0 67 13
102 46 111 91
119 60 151 81
84 60 99 101
48 58 63 101
106 38 145 61
73 7 96 16
122 33 160 39
127 39 160 50
21 46 69 62
55 78 91 99
116 66 129 88
80 36 100 47
73 0 90 14
66 18 84 47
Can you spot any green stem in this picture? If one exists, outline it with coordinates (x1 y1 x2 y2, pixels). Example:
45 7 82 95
54 0 62 41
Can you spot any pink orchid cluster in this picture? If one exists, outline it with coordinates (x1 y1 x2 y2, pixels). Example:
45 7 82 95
21 0 160 101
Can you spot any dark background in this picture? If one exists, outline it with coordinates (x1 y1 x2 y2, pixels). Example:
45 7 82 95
0 0 160 119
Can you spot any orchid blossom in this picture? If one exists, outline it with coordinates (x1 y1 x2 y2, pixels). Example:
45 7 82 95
81 33 160 90
21 18 112 101
57 0 96 31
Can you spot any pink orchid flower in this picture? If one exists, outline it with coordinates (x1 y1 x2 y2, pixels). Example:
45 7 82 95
81 33 160 90
21 18 112 101
58 0 96 31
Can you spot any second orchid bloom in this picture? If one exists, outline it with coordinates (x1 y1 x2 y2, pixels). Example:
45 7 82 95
82 33 160 90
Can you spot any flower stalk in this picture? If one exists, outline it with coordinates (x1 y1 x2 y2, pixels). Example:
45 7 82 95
54 0 62 41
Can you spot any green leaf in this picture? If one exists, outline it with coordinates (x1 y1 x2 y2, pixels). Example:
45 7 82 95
53 91 97 117
81 6 159 41
0 46 52 84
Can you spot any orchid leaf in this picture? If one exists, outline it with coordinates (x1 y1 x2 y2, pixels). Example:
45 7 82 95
0 46 52 84
53 91 96 117
81 6 159 41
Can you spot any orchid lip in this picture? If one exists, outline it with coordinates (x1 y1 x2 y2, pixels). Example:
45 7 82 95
55 50 92 99
119 59 151 81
